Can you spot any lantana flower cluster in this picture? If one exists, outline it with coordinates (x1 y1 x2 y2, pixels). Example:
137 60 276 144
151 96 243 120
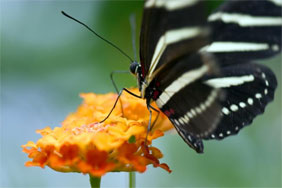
22 89 173 177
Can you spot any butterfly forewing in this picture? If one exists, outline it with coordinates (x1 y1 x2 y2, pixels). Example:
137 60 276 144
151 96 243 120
140 0 209 79
205 0 282 65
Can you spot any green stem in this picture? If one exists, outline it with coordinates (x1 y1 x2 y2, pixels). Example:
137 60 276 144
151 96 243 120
129 171 136 188
89 175 101 188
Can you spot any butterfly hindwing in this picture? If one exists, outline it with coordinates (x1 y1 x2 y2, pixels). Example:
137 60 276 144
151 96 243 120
160 82 222 153
152 52 224 152
203 62 277 139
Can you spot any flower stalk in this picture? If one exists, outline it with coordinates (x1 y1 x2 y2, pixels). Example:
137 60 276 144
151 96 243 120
89 175 101 188
129 171 136 188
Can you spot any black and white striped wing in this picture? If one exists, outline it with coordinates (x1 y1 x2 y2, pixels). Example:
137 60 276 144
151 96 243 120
153 52 225 153
205 0 282 65
203 63 277 139
201 0 281 139
140 0 209 79
141 0 281 152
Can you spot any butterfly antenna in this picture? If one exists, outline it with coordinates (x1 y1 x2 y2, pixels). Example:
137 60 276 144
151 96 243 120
130 13 137 61
61 11 134 63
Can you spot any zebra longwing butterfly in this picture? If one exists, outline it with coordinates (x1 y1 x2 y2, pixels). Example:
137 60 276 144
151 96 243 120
128 0 281 153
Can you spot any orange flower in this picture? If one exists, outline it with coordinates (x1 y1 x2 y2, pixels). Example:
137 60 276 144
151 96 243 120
22 88 173 177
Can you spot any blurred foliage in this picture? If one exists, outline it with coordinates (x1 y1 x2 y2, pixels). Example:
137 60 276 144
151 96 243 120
1 0 281 187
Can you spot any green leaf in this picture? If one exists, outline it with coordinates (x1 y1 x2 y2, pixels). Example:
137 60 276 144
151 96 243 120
128 135 136 143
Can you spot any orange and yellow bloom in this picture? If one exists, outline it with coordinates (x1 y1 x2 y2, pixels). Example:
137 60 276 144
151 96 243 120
22 88 173 177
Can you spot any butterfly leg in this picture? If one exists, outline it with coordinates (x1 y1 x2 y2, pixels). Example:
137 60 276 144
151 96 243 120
145 105 153 145
99 87 141 123
148 104 160 131
144 103 160 145
110 70 130 117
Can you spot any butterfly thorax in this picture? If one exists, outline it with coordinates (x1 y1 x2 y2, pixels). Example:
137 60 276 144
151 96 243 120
130 61 153 99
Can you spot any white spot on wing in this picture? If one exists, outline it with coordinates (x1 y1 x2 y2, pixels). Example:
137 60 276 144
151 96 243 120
191 109 196 116
230 104 239 112
255 93 262 99
239 102 246 108
179 118 184 125
222 107 230 115
187 112 193 118
248 98 254 105
184 115 190 123
200 103 206 111
195 107 202 114
175 119 180 126
188 135 192 141
182 116 189 124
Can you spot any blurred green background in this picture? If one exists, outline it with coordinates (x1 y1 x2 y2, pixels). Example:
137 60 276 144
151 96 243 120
1 1 281 187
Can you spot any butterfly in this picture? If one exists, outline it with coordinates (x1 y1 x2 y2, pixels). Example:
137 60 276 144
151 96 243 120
128 0 281 153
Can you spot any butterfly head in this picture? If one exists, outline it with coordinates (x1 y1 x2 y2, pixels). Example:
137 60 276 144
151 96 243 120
130 61 146 97
129 61 140 75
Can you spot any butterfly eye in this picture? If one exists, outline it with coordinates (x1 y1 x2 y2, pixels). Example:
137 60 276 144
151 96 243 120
129 61 139 75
